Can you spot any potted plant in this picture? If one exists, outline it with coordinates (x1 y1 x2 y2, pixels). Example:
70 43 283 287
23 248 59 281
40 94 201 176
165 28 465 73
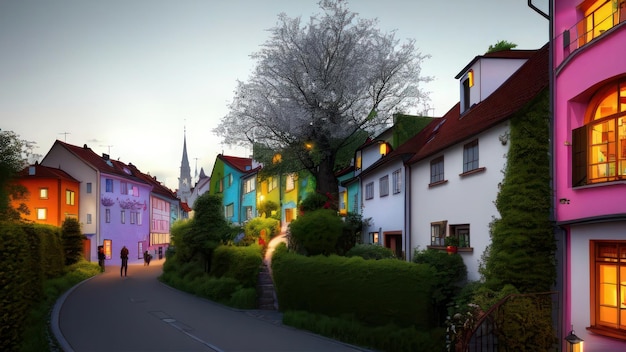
445 236 459 254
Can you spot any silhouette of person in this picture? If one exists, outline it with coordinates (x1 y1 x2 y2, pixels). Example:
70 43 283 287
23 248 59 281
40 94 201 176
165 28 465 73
120 246 129 277
98 245 105 272
144 250 151 266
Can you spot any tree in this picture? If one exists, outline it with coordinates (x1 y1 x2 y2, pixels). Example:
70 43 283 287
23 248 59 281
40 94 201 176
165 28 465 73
481 91 556 293
189 193 233 272
215 0 431 205
487 40 517 53
61 218 85 265
0 130 32 222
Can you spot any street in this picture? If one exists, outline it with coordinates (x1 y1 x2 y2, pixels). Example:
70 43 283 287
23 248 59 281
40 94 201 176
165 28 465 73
52 260 369 352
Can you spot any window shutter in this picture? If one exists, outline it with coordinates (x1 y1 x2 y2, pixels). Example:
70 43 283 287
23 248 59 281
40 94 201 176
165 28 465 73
572 125 587 187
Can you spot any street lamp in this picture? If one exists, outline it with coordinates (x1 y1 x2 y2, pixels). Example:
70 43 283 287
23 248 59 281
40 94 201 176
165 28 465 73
564 329 583 352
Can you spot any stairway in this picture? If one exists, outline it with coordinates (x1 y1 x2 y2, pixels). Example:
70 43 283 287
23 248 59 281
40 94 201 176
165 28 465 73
257 262 277 310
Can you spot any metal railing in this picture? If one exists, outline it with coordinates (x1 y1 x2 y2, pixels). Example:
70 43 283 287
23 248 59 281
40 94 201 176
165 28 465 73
461 291 561 352
562 2 625 54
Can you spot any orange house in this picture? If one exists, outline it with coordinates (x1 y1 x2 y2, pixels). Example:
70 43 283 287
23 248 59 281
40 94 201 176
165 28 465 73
14 163 80 226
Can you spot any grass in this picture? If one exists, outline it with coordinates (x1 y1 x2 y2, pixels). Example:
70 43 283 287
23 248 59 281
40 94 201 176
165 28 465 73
20 260 101 352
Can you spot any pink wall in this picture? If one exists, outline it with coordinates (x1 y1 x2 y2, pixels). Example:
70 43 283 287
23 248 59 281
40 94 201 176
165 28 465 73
553 13 626 222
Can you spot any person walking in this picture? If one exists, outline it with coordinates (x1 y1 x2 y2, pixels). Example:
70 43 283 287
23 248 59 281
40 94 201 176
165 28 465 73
143 250 151 266
97 245 105 272
120 246 129 277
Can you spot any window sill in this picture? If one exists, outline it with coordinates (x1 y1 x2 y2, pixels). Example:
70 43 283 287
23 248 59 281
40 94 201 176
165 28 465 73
428 180 448 188
427 245 474 253
587 325 626 341
459 167 486 177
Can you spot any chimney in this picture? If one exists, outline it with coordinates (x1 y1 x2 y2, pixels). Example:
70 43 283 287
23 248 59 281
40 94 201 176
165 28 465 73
102 153 109 160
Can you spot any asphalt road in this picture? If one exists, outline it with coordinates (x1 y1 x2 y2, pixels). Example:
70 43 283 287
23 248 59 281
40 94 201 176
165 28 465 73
52 260 370 352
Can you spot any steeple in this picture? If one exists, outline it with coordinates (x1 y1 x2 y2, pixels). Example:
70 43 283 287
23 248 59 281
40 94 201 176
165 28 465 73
178 127 192 202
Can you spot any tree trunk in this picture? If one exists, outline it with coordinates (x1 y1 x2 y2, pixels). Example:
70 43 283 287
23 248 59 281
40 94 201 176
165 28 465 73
315 154 339 210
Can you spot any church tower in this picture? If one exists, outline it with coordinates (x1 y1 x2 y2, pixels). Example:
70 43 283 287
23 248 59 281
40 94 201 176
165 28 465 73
178 128 192 203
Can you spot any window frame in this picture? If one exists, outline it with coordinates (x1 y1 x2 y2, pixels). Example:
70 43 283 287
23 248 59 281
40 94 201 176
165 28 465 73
392 169 402 194
379 175 389 197
430 221 447 247
365 182 374 200
463 140 480 173
430 156 445 185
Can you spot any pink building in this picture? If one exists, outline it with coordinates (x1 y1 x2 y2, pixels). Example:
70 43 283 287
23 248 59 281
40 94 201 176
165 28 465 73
553 0 626 348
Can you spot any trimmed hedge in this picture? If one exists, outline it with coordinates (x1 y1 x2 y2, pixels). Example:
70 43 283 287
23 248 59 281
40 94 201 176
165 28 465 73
0 222 65 352
271 248 436 330
210 244 263 288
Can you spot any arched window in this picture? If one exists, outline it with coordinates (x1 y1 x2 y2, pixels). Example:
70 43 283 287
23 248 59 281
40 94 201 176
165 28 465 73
572 78 626 186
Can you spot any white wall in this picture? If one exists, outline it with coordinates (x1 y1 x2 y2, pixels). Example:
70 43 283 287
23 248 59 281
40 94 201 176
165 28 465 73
410 122 509 281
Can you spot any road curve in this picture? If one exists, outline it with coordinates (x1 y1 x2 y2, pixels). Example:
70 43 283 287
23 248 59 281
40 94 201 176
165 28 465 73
52 260 370 352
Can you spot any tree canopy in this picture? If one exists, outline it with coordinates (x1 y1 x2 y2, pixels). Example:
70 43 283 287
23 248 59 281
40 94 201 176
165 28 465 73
215 0 431 200
487 40 517 53
0 130 32 221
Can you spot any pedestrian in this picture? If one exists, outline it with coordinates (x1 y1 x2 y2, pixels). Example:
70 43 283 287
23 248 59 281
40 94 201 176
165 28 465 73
98 245 105 272
144 250 151 266
120 245 129 277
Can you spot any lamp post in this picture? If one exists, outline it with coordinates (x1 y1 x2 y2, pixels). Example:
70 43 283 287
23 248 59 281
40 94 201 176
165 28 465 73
564 329 583 352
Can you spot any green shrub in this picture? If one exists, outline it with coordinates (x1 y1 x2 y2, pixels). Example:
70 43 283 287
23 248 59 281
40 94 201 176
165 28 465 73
288 209 343 256
283 310 445 351
210 244 262 288
346 243 395 260
61 218 85 266
272 250 436 330
229 287 258 309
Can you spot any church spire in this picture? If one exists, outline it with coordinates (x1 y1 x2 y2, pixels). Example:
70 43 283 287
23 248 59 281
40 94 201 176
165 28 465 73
178 127 192 202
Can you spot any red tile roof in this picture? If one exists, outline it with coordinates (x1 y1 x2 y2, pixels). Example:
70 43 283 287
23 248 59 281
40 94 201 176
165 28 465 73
218 154 261 174
17 163 79 182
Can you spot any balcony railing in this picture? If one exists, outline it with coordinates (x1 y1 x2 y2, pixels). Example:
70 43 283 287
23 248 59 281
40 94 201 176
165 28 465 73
562 2 625 54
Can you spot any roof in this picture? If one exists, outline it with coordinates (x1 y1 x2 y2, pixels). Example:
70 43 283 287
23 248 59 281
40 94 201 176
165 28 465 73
17 163 80 182
408 43 549 165
455 49 538 79
218 154 261 175
126 163 178 200
52 140 148 184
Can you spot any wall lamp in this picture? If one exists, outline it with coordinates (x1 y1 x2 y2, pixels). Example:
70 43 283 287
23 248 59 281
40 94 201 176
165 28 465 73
564 329 584 352
559 198 570 204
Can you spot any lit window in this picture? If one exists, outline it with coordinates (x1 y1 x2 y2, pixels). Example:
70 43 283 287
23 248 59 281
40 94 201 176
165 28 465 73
365 182 374 200
40 188 48 199
355 150 362 170
66 190 75 205
463 140 479 173
244 177 255 193
286 174 296 192
392 169 402 194
37 208 47 220
591 241 626 336
430 221 447 246
430 156 444 184
572 79 626 186
379 175 389 197
468 69 474 87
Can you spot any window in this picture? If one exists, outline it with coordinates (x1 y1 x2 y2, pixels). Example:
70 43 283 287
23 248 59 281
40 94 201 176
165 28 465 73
225 203 234 218
227 174 233 187
39 188 48 199
86 182 92 193
137 212 142 225
132 186 139 197
243 177 255 193
449 224 470 248
590 242 626 336
130 211 136 224
218 178 223 193
268 177 278 191
430 156 444 184
86 213 92 224
37 208 47 220
576 0 623 48
105 209 110 223
573 79 626 186
463 140 479 173
392 169 402 194
370 232 379 244
66 190 75 205
352 193 359 213
355 150 362 170
244 206 253 220
121 210 125 224
121 182 128 195
286 174 296 192
431 221 447 246
106 179 114 193
463 78 471 111
379 175 389 197
365 182 374 200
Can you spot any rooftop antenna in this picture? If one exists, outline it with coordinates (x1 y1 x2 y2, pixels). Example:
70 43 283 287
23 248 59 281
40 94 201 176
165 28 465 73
59 132 71 142
99 145 113 154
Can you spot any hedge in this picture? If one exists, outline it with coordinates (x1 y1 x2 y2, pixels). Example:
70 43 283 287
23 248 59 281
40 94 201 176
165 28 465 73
271 248 436 330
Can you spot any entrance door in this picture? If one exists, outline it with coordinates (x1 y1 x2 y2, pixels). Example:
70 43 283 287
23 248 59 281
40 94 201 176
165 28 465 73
384 233 403 259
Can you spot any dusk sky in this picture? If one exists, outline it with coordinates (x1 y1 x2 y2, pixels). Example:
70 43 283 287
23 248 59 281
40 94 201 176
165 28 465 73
0 0 549 191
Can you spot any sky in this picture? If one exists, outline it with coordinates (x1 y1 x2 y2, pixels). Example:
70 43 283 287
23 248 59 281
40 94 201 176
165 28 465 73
0 0 549 191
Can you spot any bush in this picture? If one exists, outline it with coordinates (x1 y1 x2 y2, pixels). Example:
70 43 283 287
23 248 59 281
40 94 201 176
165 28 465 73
241 217 280 247
288 209 343 256
61 218 85 266
346 243 395 260
210 244 262 288
229 287 258 309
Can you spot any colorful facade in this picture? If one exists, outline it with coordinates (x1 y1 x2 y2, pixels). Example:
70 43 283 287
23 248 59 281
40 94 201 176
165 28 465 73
553 0 626 345
13 163 80 226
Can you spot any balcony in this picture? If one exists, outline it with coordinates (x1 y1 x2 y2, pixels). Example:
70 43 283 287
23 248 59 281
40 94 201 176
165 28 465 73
562 2 626 55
